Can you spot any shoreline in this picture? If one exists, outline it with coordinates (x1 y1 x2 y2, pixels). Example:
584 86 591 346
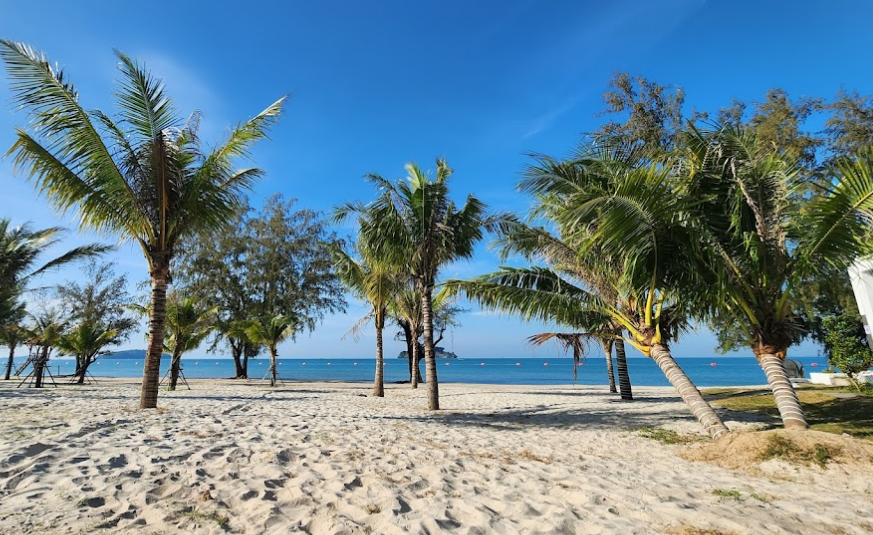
2 380 870 534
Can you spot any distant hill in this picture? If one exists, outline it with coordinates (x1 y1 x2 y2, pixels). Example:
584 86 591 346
398 346 458 359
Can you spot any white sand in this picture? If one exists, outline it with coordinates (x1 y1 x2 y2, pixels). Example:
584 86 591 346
0 379 871 535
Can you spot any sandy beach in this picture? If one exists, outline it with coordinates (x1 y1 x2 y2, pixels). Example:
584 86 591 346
1 379 871 535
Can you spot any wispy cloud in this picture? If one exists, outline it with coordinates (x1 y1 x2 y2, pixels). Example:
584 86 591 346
522 97 582 139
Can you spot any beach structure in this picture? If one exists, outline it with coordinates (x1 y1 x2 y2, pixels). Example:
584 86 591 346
848 258 873 347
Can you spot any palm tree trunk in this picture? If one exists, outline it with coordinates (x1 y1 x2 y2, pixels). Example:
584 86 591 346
140 267 169 409
759 352 808 429
411 341 422 388
421 285 439 410
374 320 385 397
34 346 47 388
231 340 245 379
269 346 278 387
402 322 414 382
4 341 16 380
601 339 617 393
76 356 92 384
615 338 633 400
169 349 183 391
651 343 728 440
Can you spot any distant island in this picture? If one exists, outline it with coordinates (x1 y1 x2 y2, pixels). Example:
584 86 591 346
398 346 458 359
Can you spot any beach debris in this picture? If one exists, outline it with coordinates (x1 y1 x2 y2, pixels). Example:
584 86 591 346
198 489 213 502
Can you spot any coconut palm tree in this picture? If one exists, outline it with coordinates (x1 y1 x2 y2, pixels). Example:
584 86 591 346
451 150 729 439
0 309 26 380
163 296 216 390
0 40 284 408
528 332 593 382
488 214 634 399
680 125 873 429
335 159 489 410
244 315 297 387
55 321 119 384
390 285 461 387
0 219 107 297
330 241 400 397
24 309 65 388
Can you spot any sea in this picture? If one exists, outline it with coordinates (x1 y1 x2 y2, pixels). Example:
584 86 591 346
15 356 831 387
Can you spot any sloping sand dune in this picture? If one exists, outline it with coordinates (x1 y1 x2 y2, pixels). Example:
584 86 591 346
1 380 870 535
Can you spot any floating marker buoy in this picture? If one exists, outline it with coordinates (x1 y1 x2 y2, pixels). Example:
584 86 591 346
578 362 584 366
135 361 139 365
327 362 331 366
116 362 120 365
811 362 819 367
543 362 549 366
445 362 450 366
215 361 219 365
354 362 358 365
258 362 263 365
516 362 521 366
710 362 717 367
302 362 306 365
195 362 199 365
480 362 486 366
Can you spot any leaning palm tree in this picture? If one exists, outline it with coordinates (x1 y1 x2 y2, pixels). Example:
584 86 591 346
0 40 284 408
244 314 297 387
330 241 400 397
451 153 730 439
163 296 216 390
55 321 119 384
680 125 873 429
336 159 489 410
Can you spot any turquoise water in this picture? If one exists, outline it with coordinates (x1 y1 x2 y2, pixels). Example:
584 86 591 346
17 356 829 387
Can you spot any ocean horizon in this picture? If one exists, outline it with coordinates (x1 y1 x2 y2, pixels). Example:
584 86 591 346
15 356 832 387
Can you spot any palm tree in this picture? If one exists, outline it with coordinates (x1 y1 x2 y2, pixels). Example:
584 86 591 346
488 214 634 399
0 309 26 380
163 296 216 390
55 321 118 384
528 332 592 382
390 285 460 387
24 309 65 388
451 151 729 439
680 125 873 429
0 219 106 297
336 159 489 410
0 40 284 408
330 242 400 397
244 315 297 387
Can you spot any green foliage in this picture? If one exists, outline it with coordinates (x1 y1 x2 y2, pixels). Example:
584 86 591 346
56 260 136 342
823 313 873 390
175 195 346 375
711 489 742 501
595 72 685 154
637 427 700 445
759 435 840 468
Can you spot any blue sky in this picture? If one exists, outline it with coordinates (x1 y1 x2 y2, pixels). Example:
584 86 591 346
1 0 869 361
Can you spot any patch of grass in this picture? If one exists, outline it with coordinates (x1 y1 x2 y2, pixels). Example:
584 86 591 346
759 434 841 468
170 507 229 529
518 449 554 463
703 388 873 440
749 492 770 502
711 488 742 501
637 427 700 445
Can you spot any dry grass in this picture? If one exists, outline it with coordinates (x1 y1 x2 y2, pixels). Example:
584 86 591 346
682 429 873 474
663 526 740 535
